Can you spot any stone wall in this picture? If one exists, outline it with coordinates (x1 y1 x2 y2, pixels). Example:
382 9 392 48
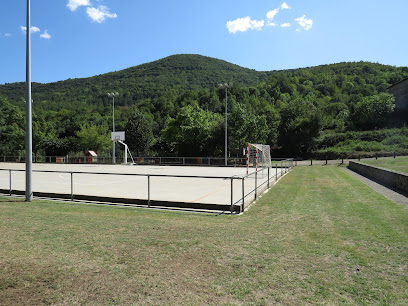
349 161 408 194
388 78 408 110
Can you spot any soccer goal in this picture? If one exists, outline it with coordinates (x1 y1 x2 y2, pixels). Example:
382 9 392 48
246 143 271 175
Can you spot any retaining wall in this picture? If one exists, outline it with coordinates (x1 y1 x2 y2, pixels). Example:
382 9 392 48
349 161 408 194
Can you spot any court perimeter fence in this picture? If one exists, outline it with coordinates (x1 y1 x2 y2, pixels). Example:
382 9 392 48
1 155 292 167
0 159 295 214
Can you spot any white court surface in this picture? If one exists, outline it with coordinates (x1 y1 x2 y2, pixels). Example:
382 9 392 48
0 163 284 206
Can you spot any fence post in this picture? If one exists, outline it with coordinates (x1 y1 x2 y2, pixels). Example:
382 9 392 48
183 157 185 165
276 164 278 181
242 178 245 213
230 178 234 213
9 170 12 196
268 167 270 189
311 159 313 166
71 172 74 201
281 161 283 177
148 175 151 207
394 152 396 159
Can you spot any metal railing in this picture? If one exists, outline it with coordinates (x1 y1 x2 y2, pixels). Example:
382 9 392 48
0 159 295 213
1 155 292 167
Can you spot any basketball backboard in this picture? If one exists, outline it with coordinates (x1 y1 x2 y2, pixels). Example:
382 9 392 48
111 131 125 141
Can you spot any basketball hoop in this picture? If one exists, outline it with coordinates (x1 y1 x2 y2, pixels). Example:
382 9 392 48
111 131 125 142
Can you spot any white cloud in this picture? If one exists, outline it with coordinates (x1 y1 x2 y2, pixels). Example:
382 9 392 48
266 9 279 20
20 26 41 33
4 33 12 37
295 15 313 31
227 17 264 34
281 2 291 10
67 0 91 12
40 30 51 39
86 6 118 23
226 2 312 34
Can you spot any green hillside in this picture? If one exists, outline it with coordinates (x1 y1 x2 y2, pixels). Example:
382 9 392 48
0 54 270 108
1 54 408 158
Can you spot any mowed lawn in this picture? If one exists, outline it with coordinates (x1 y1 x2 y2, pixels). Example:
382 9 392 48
0 166 407 305
362 156 408 174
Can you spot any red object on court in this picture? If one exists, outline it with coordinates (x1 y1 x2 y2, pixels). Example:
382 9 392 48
246 143 249 175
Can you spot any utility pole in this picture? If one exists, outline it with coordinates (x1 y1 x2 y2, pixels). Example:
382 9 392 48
218 82 233 166
107 92 119 164
25 0 32 201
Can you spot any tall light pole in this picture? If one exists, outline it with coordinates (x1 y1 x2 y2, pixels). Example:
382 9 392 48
107 92 119 164
25 0 33 201
218 82 233 166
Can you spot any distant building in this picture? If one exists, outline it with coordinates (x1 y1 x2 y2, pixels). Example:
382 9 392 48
388 78 408 110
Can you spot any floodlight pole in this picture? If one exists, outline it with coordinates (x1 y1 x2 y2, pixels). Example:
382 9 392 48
25 0 33 201
219 83 232 166
224 87 228 166
107 92 119 164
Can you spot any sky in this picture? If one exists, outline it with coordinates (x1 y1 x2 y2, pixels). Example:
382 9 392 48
1 0 407 84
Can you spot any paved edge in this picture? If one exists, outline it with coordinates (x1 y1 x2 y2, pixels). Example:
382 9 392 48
343 168 408 207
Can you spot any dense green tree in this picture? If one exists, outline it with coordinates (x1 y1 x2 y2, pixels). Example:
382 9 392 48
75 123 111 154
260 105 280 145
278 100 323 156
162 104 223 156
352 93 396 129
0 97 24 156
228 102 269 150
125 110 154 156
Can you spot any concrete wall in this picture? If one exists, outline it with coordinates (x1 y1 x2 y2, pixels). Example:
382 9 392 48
388 78 408 110
349 161 408 194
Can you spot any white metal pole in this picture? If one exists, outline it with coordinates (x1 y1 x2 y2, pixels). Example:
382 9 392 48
112 96 115 164
25 0 33 201
124 143 128 164
113 96 115 133
225 87 228 166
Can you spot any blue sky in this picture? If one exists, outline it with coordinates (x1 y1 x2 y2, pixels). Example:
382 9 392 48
1 0 407 84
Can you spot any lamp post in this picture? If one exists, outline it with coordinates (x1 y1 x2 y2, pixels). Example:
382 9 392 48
218 82 233 166
25 0 32 201
107 92 119 164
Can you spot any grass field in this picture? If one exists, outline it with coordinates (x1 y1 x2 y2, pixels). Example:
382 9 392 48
1 166 407 305
362 156 408 174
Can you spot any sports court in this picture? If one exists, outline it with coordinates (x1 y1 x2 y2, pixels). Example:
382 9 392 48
0 162 288 212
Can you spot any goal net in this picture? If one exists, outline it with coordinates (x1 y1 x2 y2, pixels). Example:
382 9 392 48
246 143 271 174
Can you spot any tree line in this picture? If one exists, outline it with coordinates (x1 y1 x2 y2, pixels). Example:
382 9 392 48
1 56 408 158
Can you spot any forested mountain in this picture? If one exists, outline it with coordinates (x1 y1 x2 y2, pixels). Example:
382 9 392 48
1 54 408 158
0 54 271 109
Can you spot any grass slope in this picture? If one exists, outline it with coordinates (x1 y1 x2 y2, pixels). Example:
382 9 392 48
0 166 407 304
362 156 408 174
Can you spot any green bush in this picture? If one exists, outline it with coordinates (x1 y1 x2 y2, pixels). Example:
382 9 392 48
314 128 408 158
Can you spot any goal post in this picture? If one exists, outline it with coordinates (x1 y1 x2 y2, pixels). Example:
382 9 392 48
246 143 271 175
